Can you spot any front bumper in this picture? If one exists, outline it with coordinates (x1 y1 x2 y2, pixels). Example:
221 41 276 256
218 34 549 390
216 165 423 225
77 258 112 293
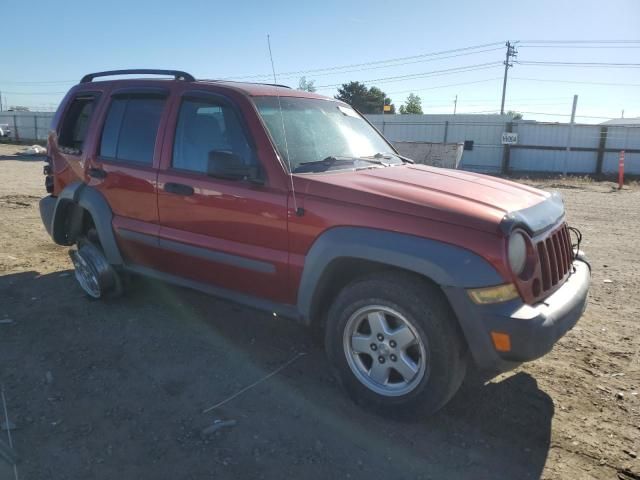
445 258 591 374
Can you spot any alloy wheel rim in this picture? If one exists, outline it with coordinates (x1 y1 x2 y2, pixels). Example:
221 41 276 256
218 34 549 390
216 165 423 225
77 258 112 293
342 305 428 397
72 251 102 298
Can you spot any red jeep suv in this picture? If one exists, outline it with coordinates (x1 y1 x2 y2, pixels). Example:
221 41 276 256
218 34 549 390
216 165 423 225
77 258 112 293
39 69 590 415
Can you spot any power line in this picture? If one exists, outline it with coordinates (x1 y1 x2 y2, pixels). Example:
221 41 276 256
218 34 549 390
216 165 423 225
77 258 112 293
315 62 503 88
1 91 66 95
241 47 505 81
518 40 640 44
516 61 640 68
382 77 503 95
223 42 505 80
512 77 640 87
0 80 75 85
518 45 640 49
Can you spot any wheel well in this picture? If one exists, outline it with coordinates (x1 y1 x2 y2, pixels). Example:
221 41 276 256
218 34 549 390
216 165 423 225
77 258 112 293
308 258 442 329
54 202 97 245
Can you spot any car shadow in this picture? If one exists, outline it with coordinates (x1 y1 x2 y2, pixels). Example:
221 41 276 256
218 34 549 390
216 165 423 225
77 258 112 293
1 270 553 480
0 154 45 162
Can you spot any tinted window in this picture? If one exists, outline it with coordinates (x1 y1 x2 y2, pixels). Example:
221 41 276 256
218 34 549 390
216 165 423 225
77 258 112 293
172 99 254 173
59 95 99 152
100 96 165 164
99 98 126 159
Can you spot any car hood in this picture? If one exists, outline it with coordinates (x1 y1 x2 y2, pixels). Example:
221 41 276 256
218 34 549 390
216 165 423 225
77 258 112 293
297 164 563 234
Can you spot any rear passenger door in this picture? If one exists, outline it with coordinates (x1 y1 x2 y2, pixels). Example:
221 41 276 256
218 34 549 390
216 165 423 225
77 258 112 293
156 92 289 303
90 90 168 267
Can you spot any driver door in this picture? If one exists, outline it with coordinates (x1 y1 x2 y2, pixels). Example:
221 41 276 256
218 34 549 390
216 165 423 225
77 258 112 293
156 92 289 303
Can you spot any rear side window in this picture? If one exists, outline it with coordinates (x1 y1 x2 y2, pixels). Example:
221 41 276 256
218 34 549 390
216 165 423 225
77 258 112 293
172 98 255 173
100 95 165 164
59 95 99 153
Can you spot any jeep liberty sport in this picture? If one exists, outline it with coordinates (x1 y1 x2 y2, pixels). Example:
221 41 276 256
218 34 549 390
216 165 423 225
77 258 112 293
39 70 590 415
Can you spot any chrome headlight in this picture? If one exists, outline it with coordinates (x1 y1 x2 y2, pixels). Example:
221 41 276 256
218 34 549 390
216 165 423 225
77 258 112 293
508 232 527 276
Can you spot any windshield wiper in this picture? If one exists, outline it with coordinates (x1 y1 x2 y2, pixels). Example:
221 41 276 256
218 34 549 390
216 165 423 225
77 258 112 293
293 154 407 173
293 156 358 173
360 152 414 164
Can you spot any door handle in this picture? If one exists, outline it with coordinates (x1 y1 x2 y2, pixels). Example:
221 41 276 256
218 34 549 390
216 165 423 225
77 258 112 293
164 182 194 196
88 167 107 179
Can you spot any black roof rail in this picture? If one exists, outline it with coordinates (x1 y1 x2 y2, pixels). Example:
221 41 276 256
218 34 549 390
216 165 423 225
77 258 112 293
199 79 292 89
80 69 195 83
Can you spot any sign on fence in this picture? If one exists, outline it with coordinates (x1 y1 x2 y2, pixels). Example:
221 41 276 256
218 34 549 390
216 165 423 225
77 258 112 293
501 132 518 145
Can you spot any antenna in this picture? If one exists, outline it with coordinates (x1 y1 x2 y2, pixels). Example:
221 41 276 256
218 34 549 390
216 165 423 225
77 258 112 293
267 34 302 216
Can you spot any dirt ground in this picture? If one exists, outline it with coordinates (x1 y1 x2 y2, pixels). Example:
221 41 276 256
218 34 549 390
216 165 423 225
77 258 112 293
0 142 638 480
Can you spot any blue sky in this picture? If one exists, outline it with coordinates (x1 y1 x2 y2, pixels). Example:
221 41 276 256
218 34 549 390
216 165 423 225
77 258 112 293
3 0 639 122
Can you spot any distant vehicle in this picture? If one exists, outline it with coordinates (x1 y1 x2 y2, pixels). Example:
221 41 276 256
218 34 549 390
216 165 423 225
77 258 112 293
0 124 11 137
39 69 591 416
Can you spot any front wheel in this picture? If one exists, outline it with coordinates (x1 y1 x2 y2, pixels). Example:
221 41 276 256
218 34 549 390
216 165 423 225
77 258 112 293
325 272 467 416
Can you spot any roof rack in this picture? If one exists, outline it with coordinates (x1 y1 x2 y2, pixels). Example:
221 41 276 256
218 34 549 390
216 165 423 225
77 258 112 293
80 69 195 83
199 79 291 89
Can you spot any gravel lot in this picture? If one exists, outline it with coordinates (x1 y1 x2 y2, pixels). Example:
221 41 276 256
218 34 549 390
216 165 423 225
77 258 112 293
0 143 638 479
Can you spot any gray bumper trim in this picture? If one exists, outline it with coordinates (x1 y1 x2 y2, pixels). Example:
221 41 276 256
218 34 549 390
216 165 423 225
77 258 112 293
445 259 590 372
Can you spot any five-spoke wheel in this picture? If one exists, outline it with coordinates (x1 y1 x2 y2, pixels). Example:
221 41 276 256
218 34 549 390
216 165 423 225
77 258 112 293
343 306 428 397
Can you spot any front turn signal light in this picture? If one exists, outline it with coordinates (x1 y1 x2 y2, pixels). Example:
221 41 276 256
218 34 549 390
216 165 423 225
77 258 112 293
467 283 520 304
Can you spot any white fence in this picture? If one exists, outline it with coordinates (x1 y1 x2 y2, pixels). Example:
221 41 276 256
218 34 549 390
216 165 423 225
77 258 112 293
0 111 55 142
367 114 640 175
2 111 638 175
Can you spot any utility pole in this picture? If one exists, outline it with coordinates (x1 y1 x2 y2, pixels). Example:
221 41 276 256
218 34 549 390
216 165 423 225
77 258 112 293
563 94 578 176
500 41 517 115
453 94 457 115
0 91 3 112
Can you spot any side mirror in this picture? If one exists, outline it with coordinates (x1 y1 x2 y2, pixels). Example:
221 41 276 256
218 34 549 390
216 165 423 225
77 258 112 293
207 150 262 184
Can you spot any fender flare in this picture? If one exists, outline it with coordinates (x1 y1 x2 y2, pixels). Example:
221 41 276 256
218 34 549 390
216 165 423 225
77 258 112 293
296 227 503 324
51 182 124 265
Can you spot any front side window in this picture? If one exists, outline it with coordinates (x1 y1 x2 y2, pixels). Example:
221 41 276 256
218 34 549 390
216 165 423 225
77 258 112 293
59 95 99 152
253 96 399 173
99 95 165 164
172 98 255 173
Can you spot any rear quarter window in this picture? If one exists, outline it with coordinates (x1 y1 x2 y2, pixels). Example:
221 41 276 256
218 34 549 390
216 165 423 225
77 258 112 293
58 94 100 153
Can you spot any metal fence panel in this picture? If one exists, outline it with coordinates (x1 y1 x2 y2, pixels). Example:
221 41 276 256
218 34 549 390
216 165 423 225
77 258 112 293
3 111 640 175
0 112 55 142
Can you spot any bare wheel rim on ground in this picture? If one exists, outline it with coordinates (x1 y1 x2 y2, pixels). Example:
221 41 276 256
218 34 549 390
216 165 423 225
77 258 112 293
72 251 101 298
342 305 428 397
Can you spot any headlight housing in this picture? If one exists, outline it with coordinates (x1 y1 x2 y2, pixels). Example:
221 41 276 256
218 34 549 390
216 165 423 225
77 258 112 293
508 231 528 276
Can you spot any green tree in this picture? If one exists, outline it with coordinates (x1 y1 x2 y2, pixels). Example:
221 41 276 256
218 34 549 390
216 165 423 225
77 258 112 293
399 93 423 114
298 76 316 92
506 110 523 120
335 81 393 114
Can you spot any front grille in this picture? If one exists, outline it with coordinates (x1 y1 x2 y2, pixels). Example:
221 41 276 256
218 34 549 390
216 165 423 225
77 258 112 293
536 224 573 293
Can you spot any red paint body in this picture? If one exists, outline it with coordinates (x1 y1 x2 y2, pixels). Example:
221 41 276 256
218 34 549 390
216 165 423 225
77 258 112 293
47 79 558 307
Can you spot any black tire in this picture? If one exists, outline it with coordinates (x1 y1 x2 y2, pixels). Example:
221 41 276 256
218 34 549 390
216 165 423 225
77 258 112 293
325 271 467 417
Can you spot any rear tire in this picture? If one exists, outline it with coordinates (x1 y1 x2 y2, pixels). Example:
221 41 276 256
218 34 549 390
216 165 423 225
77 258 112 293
325 271 467 417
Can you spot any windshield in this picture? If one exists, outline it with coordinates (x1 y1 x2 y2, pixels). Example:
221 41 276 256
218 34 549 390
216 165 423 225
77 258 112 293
253 96 401 173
